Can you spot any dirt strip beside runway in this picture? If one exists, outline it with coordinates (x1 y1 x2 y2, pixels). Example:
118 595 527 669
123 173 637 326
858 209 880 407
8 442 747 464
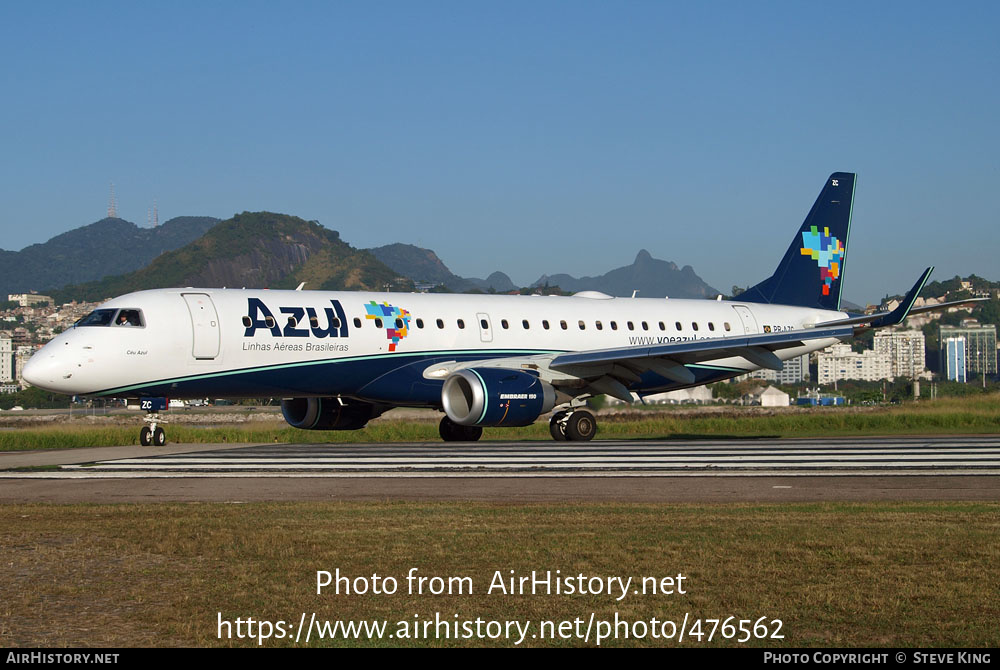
2 474 1000 503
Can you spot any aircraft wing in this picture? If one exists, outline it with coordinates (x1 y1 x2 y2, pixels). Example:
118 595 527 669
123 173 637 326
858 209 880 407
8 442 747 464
423 325 854 403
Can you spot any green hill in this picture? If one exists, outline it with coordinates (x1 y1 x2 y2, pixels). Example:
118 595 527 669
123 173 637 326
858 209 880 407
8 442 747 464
0 216 218 296
52 212 411 302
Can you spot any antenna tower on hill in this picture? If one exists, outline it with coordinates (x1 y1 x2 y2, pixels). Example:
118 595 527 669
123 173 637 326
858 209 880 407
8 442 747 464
108 182 118 218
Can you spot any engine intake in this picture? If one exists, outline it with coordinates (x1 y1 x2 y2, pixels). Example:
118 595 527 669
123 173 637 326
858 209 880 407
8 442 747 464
281 397 385 430
441 368 556 427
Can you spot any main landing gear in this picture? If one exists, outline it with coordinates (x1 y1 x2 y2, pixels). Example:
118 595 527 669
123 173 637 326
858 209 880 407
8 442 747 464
549 409 597 442
439 416 483 442
437 410 598 442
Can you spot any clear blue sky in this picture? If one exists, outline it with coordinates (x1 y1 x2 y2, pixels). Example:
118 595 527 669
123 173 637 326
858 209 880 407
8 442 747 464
1 1 997 303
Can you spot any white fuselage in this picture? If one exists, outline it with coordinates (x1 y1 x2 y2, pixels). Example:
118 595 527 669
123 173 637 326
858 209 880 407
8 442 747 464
23 288 846 403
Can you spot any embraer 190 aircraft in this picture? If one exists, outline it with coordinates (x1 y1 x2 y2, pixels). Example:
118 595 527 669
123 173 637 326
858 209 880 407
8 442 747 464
23 173 975 445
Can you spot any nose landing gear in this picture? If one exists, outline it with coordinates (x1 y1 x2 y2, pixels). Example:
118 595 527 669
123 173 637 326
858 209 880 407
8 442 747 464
139 416 166 446
136 397 168 446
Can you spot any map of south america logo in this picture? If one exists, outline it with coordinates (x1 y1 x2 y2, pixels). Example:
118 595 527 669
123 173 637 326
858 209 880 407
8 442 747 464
364 301 411 351
799 225 844 296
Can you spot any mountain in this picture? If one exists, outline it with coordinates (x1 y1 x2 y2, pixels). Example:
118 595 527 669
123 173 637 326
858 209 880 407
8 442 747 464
532 249 719 298
0 216 219 297
368 243 515 293
53 212 411 302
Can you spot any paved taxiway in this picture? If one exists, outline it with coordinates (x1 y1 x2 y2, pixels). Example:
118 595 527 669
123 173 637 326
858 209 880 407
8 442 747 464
3 436 1000 502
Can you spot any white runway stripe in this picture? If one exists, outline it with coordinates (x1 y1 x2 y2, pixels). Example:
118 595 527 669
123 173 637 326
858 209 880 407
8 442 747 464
49 436 1000 477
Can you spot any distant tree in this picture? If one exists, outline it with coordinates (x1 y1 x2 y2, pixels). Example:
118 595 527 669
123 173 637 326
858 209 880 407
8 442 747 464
973 299 1000 328
0 386 70 410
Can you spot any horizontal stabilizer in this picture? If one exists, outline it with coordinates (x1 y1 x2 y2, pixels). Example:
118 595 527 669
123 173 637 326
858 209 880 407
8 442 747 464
815 267 975 330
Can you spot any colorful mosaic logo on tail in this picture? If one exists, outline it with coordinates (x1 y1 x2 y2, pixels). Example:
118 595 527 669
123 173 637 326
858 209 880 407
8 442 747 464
364 301 411 351
800 225 844 296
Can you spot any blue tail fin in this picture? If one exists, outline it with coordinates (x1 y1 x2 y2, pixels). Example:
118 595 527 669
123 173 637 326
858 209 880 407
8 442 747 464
739 172 856 311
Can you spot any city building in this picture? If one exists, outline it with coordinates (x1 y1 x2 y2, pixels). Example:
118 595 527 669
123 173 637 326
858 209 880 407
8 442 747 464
7 293 54 307
873 329 929 380
748 353 809 384
816 343 892 384
0 336 12 383
943 337 967 383
939 322 997 379
14 345 37 389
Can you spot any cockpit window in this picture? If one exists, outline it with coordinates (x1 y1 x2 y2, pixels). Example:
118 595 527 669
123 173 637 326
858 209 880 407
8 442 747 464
115 309 144 327
77 309 117 327
77 308 144 327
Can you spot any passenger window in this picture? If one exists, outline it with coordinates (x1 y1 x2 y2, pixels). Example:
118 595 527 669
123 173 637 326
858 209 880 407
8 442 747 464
658 322 665 331
522 319 530 330
501 319 509 329
596 321 603 330
457 319 465 329
578 320 586 330
397 318 405 329
265 316 276 328
627 321 634 330
560 320 568 330
692 322 699 331
374 318 383 328
354 318 362 328
675 322 682 331
416 319 424 329
480 319 488 330
542 320 550 330
724 322 731 332
708 322 715 331
641 321 649 330
309 316 319 328
436 319 444 329
242 316 253 328
287 316 297 327
610 321 618 330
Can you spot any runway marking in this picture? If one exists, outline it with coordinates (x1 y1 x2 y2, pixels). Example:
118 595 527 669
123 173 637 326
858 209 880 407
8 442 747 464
9 469 1000 479
5 436 999 478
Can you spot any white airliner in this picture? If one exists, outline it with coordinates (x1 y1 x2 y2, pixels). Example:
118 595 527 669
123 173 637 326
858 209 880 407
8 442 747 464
22 173 975 445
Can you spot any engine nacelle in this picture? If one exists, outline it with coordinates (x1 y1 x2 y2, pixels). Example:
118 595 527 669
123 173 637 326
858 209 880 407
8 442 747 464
441 368 556 427
281 397 385 430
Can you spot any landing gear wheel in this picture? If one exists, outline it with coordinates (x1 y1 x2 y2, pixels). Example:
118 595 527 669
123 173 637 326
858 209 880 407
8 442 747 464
439 416 483 442
153 427 166 446
140 426 152 446
565 410 597 442
549 411 568 441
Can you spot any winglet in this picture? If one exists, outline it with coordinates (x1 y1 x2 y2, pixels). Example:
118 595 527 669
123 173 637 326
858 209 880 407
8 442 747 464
868 266 933 329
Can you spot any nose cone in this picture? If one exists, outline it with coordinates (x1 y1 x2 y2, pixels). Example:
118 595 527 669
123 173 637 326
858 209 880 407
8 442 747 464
22 347 74 394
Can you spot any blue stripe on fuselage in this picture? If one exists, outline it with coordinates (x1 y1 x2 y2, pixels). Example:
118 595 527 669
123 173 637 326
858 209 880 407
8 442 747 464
93 350 747 406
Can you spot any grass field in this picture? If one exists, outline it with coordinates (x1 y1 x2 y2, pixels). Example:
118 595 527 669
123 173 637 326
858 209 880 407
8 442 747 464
1 394 998 451
1 501 997 647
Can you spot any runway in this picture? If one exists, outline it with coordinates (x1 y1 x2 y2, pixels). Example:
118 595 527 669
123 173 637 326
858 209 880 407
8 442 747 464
4 436 1000 502
26 435 1000 477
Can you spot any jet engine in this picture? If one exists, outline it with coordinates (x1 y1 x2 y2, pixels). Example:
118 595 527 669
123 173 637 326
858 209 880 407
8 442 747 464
281 397 386 430
441 368 556 427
